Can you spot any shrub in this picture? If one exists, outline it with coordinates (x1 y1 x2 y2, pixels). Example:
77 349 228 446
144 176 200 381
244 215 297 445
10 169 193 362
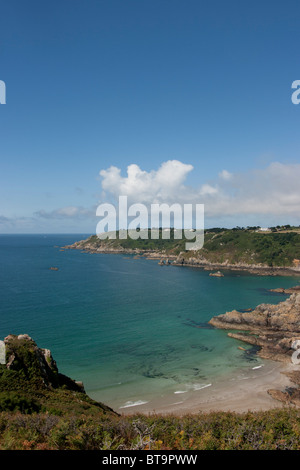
0 392 41 414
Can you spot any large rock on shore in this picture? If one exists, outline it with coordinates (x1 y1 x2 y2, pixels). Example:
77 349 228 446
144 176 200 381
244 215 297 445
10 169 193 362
209 290 300 406
209 292 300 362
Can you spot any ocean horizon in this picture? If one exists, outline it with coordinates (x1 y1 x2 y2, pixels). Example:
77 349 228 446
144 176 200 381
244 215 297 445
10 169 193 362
0 234 299 412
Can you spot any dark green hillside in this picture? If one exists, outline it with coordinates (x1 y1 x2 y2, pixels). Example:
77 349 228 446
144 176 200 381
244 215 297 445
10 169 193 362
68 227 300 267
195 230 300 267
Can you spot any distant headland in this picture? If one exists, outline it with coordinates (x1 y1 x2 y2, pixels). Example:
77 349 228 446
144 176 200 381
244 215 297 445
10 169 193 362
63 226 300 276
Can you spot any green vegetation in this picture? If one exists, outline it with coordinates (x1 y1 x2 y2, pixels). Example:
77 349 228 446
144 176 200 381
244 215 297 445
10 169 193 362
1 334 300 450
1 407 300 450
77 227 300 267
0 336 115 422
196 229 300 267
0 392 40 414
84 229 188 254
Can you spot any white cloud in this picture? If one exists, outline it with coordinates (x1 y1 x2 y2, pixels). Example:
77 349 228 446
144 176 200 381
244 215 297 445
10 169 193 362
210 162 300 217
100 160 194 205
35 206 95 219
99 160 300 222
199 184 218 196
219 169 232 180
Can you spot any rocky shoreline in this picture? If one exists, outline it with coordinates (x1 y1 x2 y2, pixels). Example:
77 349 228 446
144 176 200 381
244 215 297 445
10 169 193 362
63 240 300 277
209 288 300 406
269 286 300 294
172 259 299 276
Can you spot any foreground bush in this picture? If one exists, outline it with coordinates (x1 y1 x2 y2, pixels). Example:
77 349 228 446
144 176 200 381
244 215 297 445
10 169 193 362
1 408 300 450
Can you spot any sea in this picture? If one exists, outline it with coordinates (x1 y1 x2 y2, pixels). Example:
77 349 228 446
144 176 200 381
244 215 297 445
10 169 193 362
0 234 299 412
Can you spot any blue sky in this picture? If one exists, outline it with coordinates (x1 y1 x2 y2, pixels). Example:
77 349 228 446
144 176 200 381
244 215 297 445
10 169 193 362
1 0 300 233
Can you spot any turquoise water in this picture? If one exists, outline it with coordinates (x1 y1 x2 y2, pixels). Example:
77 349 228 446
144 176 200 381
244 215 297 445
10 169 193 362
0 234 299 411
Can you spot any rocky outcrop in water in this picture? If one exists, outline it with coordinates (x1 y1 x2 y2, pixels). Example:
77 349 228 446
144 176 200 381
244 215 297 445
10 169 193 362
269 286 300 294
209 271 224 277
209 292 300 362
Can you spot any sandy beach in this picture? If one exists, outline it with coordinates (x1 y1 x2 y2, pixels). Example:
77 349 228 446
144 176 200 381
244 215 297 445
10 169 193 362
119 360 300 416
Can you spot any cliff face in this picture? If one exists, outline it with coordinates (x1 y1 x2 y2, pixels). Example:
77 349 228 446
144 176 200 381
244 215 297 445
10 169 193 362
2 334 84 392
209 293 300 362
0 334 116 416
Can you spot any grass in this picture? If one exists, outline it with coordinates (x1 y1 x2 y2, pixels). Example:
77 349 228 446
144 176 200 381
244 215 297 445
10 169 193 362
1 408 300 450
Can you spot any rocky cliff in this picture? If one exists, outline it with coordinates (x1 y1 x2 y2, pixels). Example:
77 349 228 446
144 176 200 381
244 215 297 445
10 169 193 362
2 334 84 392
209 292 300 362
209 290 300 406
0 334 115 416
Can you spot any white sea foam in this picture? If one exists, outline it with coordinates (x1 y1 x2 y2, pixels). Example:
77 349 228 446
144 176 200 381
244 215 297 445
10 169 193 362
193 383 212 391
252 365 264 370
174 383 212 394
119 400 149 409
